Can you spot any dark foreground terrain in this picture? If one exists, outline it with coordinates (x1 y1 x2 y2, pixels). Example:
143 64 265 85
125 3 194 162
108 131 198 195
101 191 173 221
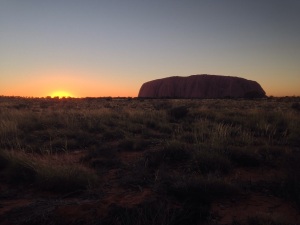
0 96 300 225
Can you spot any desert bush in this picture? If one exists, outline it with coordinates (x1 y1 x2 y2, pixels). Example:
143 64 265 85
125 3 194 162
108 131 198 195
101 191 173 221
291 102 300 111
145 118 157 129
128 110 168 131
166 175 239 203
245 111 289 141
168 106 189 120
246 213 292 225
142 150 165 169
157 123 173 134
120 141 192 189
0 150 9 170
188 150 232 174
179 132 195 144
0 151 37 184
228 146 261 167
0 119 19 141
140 142 191 169
193 119 211 144
118 137 151 151
191 109 217 121
125 123 144 134
119 156 155 189
234 128 254 146
37 164 98 193
102 129 125 141
118 138 135 150
83 144 118 160
66 130 100 149
84 118 106 133
280 152 300 206
251 146 284 167
0 150 98 193
162 140 192 163
286 119 300 147
101 200 208 225
152 100 173 110
193 119 245 147
18 116 45 132
90 158 122 172
210 122 233 147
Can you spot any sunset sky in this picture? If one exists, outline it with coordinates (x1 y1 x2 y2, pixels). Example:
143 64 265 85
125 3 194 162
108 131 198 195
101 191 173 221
1 0 299 97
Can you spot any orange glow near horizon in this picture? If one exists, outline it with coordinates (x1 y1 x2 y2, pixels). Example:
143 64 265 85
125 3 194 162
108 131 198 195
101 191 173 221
2 69 299 98
26 69 139 98
50 91 73 98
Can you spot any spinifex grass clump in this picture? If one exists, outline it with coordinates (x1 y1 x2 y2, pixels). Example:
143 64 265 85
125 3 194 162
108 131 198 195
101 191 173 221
118 137 151 151
165 175 239 203
0 150 37 184
37 164 97 193
227 146 262 167
161 140 192 164
102 200 206 225
279 152 300 206
246 213 294 225
0 150 98 193
291 102 300 111
168 105 189 120
189 149 232 174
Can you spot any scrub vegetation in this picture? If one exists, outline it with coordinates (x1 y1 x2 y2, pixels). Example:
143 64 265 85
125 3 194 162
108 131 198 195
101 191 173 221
0 96 299 225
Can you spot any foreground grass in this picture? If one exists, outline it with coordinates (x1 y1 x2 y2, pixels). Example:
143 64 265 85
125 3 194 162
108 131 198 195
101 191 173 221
0 96 299 224
0 150 98 193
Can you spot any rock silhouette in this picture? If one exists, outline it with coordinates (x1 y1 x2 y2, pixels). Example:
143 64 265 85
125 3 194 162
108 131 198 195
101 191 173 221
138 74 266 98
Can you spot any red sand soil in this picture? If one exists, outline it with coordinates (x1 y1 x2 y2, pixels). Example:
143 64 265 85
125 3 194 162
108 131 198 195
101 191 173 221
53 150 152 224
213 167 300 224
1 151 299 225
225 167 285 183
0 199 32 217
212 193 300 224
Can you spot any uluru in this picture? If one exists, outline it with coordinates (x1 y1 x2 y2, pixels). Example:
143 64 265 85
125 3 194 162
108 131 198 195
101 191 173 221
138 74 266 98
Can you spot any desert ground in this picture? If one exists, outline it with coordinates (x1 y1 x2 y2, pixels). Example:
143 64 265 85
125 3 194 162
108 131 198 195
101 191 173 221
0 96 300 225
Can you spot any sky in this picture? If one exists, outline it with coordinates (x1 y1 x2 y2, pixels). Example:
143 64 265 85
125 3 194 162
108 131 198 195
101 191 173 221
1 0 300 97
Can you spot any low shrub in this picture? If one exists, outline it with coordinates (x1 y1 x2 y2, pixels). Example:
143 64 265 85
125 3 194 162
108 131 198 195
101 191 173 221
179 132 195 144
286 122 300 147
119 158 154 189
246 213 292 225
102 129 125 141
90 158 122 171
0 151 37 184
168 106 189 120
0 150 9 170
118 137 151 151
102 200 208 225
0 150 98 193
143 141 192 169
228 146 261 167
189 150 232 174
166 175 239 203
162 140 192 163
37 165 98 193
153 173 238 223
152 100 173 110
84 144 118 159
281 152 300 206
291 102 300 111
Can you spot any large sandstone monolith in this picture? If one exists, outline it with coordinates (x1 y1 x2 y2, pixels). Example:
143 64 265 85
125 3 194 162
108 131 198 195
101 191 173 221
138 74 266 98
